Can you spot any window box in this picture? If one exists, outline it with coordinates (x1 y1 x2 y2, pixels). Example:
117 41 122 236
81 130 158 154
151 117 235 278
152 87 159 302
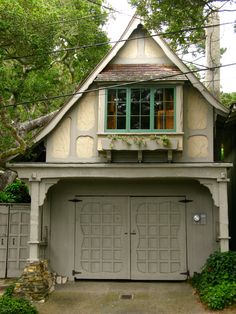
98 136 178 151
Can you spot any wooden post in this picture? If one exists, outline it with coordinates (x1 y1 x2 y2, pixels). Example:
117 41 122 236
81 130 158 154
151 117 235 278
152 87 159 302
28 180 40 262
218 180 230 251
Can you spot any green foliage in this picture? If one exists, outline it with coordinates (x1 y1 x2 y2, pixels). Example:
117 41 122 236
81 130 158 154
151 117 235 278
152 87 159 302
0 295 37 314
0 283 38 314
220 92 236 107
0 0 110 163
200 281 236 310
192 251 236 310
129 0 233 54
0 179 30 203
3 285 15 297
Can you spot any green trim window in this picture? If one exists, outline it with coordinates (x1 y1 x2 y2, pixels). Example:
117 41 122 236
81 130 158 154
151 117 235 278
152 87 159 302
106 87 175 132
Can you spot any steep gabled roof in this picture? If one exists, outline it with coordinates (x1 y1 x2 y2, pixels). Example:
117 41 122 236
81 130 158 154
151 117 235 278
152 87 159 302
35 15 228 143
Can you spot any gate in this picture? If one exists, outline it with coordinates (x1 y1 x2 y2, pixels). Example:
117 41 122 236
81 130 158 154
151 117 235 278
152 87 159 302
0 203 30 278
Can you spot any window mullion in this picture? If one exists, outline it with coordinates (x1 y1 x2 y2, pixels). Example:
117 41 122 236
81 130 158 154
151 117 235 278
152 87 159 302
150 88 154 131
127 88 130 131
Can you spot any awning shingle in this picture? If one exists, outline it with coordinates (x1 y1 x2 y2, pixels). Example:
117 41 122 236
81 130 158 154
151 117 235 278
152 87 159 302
95 64 188 82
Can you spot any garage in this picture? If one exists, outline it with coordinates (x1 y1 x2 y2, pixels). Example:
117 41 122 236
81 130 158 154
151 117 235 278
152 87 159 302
46 177 219 281
73 196 187 280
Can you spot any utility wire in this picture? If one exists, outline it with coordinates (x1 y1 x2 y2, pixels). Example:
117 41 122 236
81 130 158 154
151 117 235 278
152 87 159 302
4 21 235 61
85 0 135 17
1 62 236 109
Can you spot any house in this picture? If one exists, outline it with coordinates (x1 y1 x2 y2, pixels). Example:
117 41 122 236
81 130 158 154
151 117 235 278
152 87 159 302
9 16 232 281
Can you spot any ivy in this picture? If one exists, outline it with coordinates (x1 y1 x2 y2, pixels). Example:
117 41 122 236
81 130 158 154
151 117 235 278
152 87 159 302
192 251 236 310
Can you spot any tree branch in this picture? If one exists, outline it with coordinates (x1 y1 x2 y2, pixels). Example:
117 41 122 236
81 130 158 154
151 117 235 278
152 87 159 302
0 99 27 164
18 110 58 136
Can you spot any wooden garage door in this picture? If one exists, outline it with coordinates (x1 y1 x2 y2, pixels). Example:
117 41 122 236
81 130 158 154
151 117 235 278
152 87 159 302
74 197 187 280
130 197 187 280
74 197 129 279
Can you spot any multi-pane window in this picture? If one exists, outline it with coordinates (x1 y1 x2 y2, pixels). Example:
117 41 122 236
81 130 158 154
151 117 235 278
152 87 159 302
107 89 126 129
106 87 175 131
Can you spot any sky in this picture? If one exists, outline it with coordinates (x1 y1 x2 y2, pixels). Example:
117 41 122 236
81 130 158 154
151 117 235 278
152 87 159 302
105 0 236 93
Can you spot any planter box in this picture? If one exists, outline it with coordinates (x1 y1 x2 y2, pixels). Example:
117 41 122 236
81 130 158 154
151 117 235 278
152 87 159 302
100 137 178 151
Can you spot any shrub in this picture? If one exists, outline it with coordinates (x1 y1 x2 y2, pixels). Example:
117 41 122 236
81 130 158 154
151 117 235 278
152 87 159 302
0 285 38 314
200 281 236 310
192 251 236 310
0 179 30 203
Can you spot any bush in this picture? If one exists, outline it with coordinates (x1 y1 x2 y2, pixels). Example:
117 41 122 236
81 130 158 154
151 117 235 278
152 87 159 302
192 251 236 310
0 179 30 203
0 285 38 314
200 281 236 310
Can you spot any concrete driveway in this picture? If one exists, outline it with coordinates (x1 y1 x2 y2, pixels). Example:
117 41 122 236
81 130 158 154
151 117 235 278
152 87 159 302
36 281 236 314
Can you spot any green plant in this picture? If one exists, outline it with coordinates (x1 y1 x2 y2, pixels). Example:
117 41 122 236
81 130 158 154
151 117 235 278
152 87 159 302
192 251 236 310
3 285 15 297
150 134 170 147
0 179 31 203
0 284 38 314
107 134 170 149
200 281 236 310
160 135 170 147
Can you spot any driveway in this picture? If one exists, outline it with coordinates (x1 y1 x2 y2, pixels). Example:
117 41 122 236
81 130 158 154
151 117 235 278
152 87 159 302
36 281 236 314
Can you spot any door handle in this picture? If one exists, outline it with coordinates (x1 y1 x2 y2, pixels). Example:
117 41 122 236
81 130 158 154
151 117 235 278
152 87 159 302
130 232 136 235
1 239 3 245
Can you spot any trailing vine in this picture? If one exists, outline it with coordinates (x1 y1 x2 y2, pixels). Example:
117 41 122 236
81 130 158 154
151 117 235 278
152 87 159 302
107 134 171 149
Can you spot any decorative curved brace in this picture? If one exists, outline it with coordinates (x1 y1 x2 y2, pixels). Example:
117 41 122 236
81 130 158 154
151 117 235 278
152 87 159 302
198 178 230 252
39 179 59 206
198 179 219 206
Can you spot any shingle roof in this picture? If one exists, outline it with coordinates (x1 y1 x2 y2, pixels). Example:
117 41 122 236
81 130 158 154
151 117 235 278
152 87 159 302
95 64 188 82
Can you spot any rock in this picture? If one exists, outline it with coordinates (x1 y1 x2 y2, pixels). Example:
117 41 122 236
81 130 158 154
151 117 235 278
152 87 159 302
13 260 55 302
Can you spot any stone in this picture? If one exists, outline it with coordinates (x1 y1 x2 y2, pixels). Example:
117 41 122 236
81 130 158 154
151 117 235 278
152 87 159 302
13 260 55 302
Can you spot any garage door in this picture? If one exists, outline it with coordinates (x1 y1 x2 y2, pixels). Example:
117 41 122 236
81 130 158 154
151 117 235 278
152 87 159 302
74 197 187 280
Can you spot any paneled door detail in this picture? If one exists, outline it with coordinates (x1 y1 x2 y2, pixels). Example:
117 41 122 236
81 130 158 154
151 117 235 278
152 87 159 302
74 197 129 279
74 197 187 280
130 197 187 280
0 205 30 278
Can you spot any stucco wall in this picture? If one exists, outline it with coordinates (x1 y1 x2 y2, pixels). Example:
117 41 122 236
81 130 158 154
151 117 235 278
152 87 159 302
173 86 214 162
44 178 218 280
111 28 174 65
46 91 105 163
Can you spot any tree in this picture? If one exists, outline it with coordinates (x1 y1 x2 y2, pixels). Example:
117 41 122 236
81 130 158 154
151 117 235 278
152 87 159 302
0 0 110 166
221 92 236 107
129 0 236 54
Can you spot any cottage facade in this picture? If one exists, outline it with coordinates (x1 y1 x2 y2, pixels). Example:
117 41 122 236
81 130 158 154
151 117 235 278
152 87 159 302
9 17 231 280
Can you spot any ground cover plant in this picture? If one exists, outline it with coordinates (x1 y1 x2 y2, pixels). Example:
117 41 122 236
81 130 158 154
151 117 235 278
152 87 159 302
0 285 38 314
192 251 236 310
